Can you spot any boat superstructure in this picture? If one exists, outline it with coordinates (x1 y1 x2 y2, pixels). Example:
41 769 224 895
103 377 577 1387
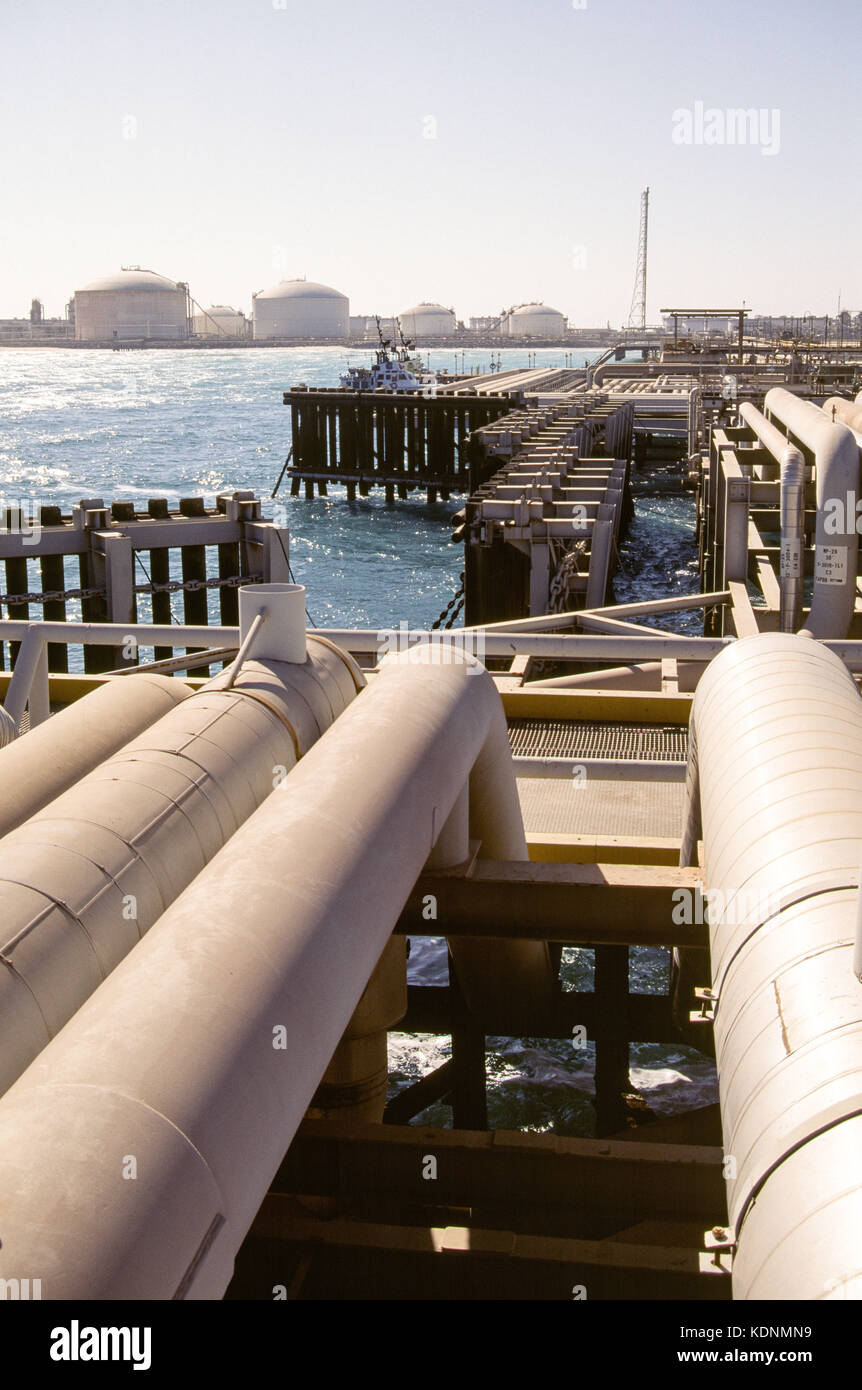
340 316 436 393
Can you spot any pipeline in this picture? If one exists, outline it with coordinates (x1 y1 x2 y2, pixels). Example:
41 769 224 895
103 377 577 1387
681 633 862 1298
0 645 553 1299
822 395 862 449
526 660 707 692
764 388 859 639
0 674 191 838
0 633 361 1098
739 402 806 632
0 701 17 747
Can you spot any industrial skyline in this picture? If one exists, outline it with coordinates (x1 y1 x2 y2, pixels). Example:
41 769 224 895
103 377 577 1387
2 0 859 326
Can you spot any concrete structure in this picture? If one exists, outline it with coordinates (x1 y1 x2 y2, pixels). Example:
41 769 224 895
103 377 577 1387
73 269 190 342
193 305 247 338
398 303 456 338
503 303 566 338
252 279 348 340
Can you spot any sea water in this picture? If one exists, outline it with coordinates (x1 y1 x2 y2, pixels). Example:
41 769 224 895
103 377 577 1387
0 344 717 1133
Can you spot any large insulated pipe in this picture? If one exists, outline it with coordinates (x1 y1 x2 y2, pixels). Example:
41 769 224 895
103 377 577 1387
683 633 862 1298
764 387 859 638
0 702 17 747
0 631 361 1098
0 646 552 1299
0 674 191 838
740 402 806 631
824 396 862 440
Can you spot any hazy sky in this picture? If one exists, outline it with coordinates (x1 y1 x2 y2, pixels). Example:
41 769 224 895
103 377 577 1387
2 0 860 325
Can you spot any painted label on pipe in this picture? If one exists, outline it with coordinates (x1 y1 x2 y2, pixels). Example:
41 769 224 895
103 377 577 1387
815 545 849 586
781 538 801 579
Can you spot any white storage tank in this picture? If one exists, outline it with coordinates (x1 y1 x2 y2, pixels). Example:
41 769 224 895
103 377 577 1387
74 268 189 341
252 279 349 340
193 305 247 338
398 303 456 339
504 303 567 338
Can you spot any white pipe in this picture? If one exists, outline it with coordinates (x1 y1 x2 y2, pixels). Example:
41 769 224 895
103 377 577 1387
3 627 48 727
332 630 731 662
222 608 268 688
0 645 551 1298
779 445 805 633
238 583 307 665
0 643 360 1098
0 702 17 747
0 619 731 663
0 675 191 838
765 388 860 639
0 620 239 646
683 633 862 1299
526 660 707 692
824 396 862 439
739 401 806 631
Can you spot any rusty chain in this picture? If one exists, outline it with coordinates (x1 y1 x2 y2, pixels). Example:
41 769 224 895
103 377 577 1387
0 572 260 609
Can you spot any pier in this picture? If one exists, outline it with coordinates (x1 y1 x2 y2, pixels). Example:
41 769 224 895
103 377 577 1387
3 368 862 1301
0 491 288 675
282 386 515 501
457 397 635 622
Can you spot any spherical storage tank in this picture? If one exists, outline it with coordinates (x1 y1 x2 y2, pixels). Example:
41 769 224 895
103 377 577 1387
505 303 567 338
74 268 189 341
398 303 456 339
252 279 349 340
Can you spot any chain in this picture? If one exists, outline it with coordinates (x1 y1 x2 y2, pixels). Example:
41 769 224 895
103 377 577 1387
443 595 464 629
549 541 588 613
0 573 260 608
431 572 466 630
0 587 105 606
133 573 260 596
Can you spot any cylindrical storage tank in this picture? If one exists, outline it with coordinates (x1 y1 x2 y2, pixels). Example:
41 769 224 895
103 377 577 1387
685 633 862 1299
193 305 246 338
74 269 189 341
252 279 348 340
398 303 456 338
505 303 566 338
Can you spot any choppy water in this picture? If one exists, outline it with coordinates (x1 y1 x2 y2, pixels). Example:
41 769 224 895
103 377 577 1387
0 344 716 1135
0 345 594 631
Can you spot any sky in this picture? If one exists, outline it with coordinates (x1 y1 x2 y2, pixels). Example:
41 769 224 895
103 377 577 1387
1 0 860 326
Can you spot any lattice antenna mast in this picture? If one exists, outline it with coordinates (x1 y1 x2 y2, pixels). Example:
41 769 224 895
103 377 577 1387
627 186 649 330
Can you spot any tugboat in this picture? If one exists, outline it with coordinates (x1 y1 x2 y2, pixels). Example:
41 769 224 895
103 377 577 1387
340 317 437 393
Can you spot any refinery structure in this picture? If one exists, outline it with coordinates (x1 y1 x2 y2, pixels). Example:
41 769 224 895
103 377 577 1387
0 215 858 350
0 266 581 346
1 271 859 351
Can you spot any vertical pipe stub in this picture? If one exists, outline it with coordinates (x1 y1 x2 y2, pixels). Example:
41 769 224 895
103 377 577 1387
239 583 306 664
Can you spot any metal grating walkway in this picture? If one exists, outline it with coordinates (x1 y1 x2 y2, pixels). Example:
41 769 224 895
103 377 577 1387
507 719 688 762
516 774 686 837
